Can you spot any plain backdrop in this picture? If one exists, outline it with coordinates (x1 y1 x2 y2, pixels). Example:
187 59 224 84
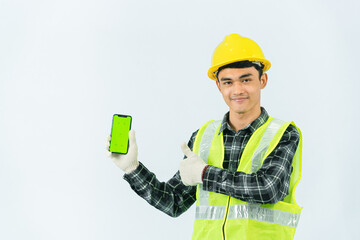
1 0 359 239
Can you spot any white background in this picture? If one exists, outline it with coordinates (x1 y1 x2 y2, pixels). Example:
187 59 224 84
1 0 359 239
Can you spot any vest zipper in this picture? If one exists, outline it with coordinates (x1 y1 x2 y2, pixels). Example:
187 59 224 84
222 196 231 240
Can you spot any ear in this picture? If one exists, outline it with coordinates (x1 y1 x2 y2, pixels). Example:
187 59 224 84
260 73 268 89
216 79 221 92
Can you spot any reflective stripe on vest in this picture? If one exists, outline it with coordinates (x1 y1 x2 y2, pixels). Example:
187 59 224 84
197 120 221 206
195 205 226 220
250 118 285 172
195 204 300 227
228 204 300 227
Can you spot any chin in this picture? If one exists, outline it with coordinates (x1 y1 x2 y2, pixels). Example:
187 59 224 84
231 109 248 114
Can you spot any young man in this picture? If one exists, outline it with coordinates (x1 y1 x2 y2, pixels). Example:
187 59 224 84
107 33 303 240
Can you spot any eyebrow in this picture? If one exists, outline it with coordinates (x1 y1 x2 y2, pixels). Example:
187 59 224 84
220 73 253 81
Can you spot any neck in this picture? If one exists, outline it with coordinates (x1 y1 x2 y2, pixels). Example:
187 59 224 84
228 107 262 132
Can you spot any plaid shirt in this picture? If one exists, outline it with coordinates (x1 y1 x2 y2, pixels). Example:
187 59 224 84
124 108 300 217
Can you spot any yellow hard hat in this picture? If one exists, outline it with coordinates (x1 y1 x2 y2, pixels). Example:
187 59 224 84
207 33 271 80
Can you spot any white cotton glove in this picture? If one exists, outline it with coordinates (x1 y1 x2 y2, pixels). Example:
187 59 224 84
179 142 207 186
106 130 139 174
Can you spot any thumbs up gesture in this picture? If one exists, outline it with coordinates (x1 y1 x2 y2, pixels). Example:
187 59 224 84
179 142 208 186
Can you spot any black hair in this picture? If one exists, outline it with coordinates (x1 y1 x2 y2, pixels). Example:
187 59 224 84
216 61 264 80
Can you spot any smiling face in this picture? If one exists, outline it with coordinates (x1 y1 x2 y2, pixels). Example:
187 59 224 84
216 66 268 120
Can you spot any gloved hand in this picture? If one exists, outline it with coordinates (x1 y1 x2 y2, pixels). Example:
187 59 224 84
179 142 207 186
106 130 139 174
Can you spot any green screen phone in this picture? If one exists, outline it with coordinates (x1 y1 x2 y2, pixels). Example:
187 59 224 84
109 114 132 154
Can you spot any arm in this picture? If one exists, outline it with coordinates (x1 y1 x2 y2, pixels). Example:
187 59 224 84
202 125 300 204
111 130 198 217
123 164 196 217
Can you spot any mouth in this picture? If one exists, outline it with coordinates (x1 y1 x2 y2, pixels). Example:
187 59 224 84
231 97 248 102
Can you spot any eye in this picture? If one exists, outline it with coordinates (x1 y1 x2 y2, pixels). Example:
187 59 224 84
222 81 232 85
242 79 251 83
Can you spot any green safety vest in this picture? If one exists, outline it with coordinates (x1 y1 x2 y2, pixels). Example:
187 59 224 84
191 117 303 240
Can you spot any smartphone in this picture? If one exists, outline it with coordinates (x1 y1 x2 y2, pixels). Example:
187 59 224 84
109 114 132 154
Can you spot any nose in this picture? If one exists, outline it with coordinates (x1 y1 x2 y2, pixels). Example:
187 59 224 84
233 81 245 95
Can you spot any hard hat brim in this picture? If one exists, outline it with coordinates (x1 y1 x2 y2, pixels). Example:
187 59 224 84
207 58 271 80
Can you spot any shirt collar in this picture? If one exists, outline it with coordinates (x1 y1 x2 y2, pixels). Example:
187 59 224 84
218 107 269 135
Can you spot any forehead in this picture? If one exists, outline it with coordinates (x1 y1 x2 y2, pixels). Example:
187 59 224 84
218 67 258 79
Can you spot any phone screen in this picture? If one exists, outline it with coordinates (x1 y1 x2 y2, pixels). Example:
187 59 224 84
109 114 132 154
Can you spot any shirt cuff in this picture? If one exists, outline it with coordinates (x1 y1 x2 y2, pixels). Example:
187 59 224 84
123 162 149 188
201 165 210 181
202 165 217 192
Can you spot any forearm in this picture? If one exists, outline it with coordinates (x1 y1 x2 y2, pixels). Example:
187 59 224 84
202 164 291 204
123 162 196 217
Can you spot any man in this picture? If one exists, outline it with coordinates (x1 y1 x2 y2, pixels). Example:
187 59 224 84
107 33 303 240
